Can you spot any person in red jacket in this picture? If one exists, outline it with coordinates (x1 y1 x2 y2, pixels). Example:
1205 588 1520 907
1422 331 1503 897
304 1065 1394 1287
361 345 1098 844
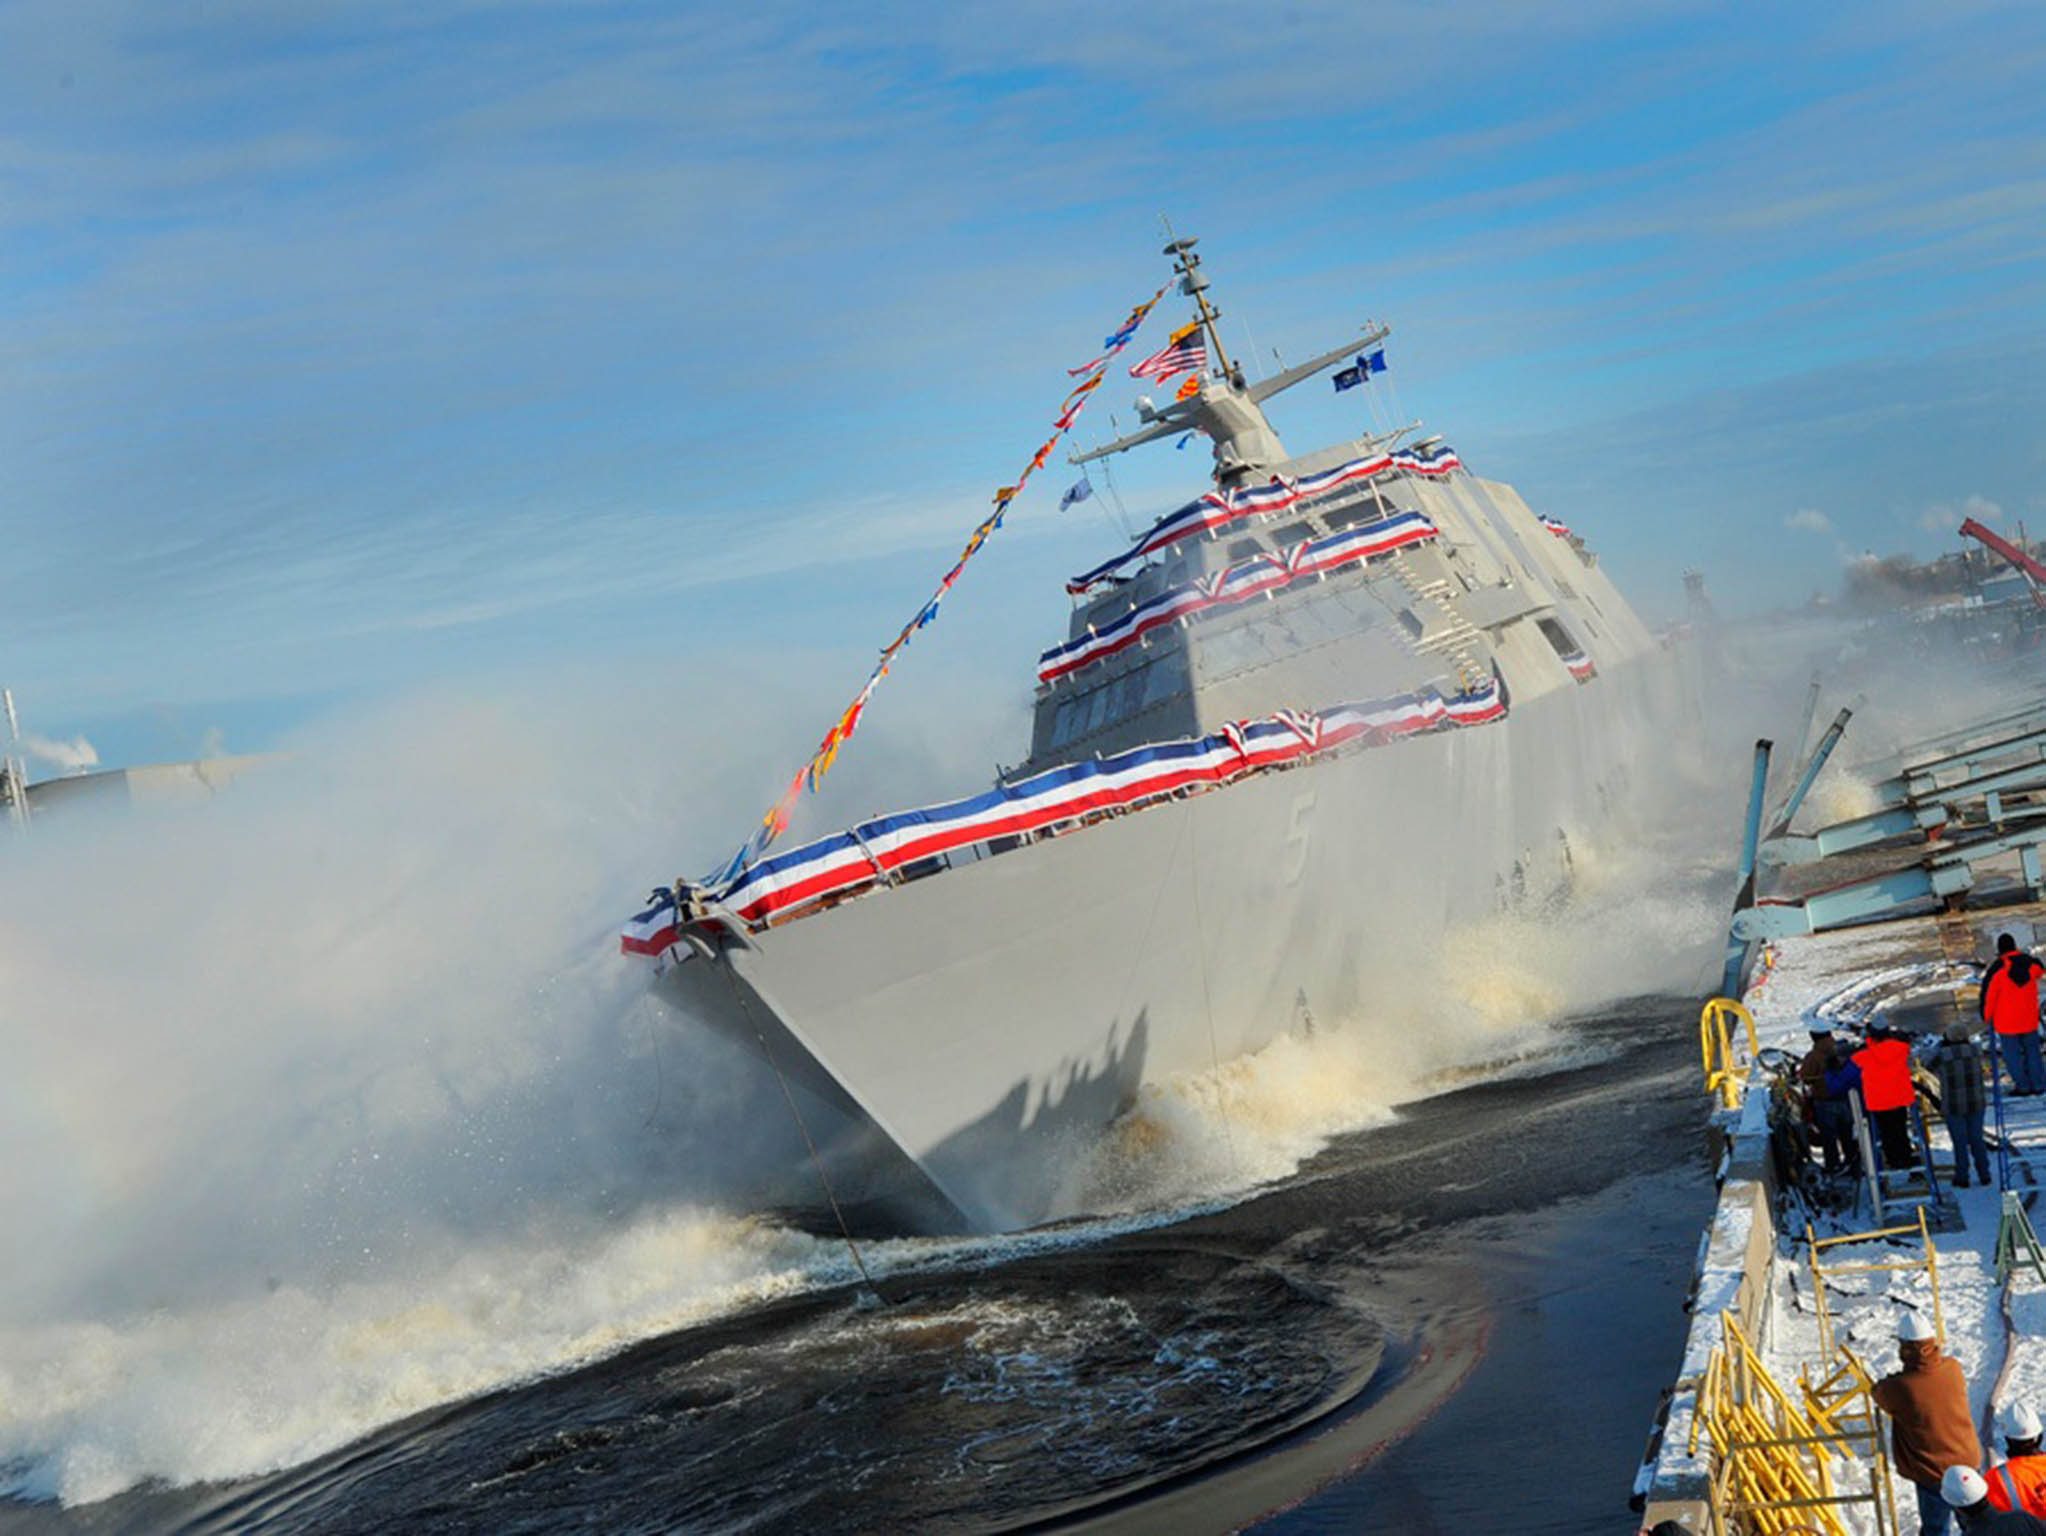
1982 934 2046 1095
1855 1025 1920 1170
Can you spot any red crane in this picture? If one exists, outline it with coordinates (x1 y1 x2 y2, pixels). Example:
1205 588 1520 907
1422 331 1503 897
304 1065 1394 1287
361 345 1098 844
1960 517 2046 607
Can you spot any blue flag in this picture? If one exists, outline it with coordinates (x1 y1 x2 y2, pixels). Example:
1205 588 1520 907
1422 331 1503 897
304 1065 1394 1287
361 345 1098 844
1332 364 1364 392
1175 432 1195 449
1059 478 1093 511
1363 347 1387 374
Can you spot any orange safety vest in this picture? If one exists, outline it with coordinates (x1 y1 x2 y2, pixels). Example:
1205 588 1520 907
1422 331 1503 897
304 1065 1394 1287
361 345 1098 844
1986 956 2043 1035
1988 1452 2046 1517
1855 1038 1916 1113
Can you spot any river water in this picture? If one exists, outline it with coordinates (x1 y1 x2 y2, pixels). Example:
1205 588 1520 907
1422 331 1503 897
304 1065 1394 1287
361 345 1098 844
5 997 1711 1534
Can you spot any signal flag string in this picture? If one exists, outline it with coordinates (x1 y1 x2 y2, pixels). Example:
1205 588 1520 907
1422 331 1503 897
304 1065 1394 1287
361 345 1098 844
713 280 1176 886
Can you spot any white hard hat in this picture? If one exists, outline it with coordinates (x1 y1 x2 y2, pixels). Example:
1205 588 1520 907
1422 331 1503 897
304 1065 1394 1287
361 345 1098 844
1943 1464 1989 1508
2004 1403 2044 1441
1899 1311 1937 1342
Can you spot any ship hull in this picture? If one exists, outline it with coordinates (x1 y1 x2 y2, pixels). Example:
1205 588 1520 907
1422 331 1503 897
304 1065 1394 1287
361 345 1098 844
660 648 1683 1232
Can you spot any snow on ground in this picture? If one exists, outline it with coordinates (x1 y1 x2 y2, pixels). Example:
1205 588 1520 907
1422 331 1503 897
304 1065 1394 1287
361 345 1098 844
1739 922 2046 1533
1743 929 1943 1050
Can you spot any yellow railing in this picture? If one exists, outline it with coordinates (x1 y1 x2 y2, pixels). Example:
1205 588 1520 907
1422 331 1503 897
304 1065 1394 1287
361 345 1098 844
1806 1208 1945 1364
1703 997 1760 1110
1690 1307 1898 1535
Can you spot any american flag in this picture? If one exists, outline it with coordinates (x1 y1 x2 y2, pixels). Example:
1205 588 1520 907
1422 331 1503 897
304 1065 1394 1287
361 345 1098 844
1130 323 1207 382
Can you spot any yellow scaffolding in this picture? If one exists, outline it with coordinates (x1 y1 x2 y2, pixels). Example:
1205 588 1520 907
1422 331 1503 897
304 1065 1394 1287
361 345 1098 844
1703 997 1760 1110
1690 1307 1899 1535
1805 1208 1946 1364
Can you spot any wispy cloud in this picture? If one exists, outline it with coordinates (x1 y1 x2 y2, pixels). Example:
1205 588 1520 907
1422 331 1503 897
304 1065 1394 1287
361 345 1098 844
22 733 99 773
1 0 2040 719
1919 494 2005 534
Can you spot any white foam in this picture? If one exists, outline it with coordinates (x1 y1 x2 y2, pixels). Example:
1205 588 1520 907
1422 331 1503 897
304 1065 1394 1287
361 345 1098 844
0 1206 845 1505
1051 805 1731 1223
0 645 1803 1508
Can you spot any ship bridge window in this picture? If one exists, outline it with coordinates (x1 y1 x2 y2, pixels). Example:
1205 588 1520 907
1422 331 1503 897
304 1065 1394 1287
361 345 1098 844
1048 652 1189 749
1048 694 1083 749
1269 520 1317 548
1225 537 1264 562
1396 608 1425 642
1536 616 1582 659
1142 648 1189 707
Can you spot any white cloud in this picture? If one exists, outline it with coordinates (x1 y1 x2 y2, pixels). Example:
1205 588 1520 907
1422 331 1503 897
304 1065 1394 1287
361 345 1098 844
23 733 99 773
1920 493 2005 533
1786 507 1832 533
1964 493 2005 523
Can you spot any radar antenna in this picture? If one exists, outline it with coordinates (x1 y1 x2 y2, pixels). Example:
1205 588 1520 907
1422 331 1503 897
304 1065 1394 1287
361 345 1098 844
1070 232 1390 489
1161 219 1234 383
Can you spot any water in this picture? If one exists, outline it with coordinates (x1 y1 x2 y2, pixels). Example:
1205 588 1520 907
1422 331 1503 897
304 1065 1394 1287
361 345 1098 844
2 1001 1711 1533
0 675 1749 1531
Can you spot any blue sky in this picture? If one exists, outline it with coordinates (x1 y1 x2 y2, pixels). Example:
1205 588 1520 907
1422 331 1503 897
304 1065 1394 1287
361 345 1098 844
3 0 2043 774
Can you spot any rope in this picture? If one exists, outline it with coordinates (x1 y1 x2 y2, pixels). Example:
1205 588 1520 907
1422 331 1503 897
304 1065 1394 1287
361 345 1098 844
1097 451 1137 543
638 992 666 1130
1984 1163 2037 1443
717 957 881 1300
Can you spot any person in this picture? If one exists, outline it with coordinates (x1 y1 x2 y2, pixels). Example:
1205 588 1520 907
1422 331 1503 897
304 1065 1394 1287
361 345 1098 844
1875 1311 1981 1536
1982 934 2046 1096
1802 1026 1855 1176
1855 1025 1921 1170
1943 1465 2046 1532
1932 1021 1996 1188
1988 1403 2046 1517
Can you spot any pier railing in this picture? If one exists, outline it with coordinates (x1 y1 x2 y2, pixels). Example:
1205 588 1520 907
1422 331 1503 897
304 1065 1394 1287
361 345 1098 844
1804 1209 1945 1365
1690 1307 1898 1534
1701 998 1759 1110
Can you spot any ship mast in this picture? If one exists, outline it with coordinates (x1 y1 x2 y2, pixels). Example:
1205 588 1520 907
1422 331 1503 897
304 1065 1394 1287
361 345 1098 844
1070 232 1387 490
1161 222 1235 384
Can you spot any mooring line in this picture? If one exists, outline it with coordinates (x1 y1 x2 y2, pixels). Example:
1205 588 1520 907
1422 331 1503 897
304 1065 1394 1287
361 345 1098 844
718 958 881 1300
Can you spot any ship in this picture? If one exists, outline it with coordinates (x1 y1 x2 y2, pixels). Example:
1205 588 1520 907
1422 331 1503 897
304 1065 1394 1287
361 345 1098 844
624 237 1679 1233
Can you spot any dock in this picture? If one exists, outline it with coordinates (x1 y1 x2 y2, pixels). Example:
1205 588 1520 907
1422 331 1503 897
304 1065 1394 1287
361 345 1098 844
1638 688 2046 1534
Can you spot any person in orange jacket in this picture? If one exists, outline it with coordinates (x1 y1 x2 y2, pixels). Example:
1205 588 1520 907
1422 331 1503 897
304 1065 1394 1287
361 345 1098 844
1988 1403 2046 1518
1982 934 2046 1095
1854 1025 1920 1170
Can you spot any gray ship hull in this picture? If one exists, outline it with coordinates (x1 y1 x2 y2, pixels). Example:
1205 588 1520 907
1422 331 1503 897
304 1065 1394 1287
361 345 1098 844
661 646 1679 1232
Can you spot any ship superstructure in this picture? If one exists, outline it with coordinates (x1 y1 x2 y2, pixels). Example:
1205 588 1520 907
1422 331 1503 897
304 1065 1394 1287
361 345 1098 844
626 237 1674 1232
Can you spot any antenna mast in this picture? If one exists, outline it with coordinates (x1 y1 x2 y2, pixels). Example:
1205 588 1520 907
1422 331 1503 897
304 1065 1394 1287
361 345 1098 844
1160 219 1234 382
2 688 25 827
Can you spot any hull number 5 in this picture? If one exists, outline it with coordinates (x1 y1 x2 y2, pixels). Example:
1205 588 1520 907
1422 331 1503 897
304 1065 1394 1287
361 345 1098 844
1283 792 1316 885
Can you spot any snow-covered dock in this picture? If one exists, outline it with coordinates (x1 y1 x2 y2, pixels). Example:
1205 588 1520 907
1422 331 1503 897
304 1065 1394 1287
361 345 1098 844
1640 906 2046 1533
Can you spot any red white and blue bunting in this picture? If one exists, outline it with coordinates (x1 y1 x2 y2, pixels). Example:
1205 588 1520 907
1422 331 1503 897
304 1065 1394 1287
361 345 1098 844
622 674 1506 945
1037 510 1440 685
1560 648 1596 682
1539 515 1573 539
716 281 1177 885
620 889 684 959
1066 442 1462 594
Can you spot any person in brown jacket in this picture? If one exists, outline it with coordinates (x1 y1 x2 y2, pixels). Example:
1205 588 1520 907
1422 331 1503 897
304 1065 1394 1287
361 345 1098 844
1875 1311 1982 1536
